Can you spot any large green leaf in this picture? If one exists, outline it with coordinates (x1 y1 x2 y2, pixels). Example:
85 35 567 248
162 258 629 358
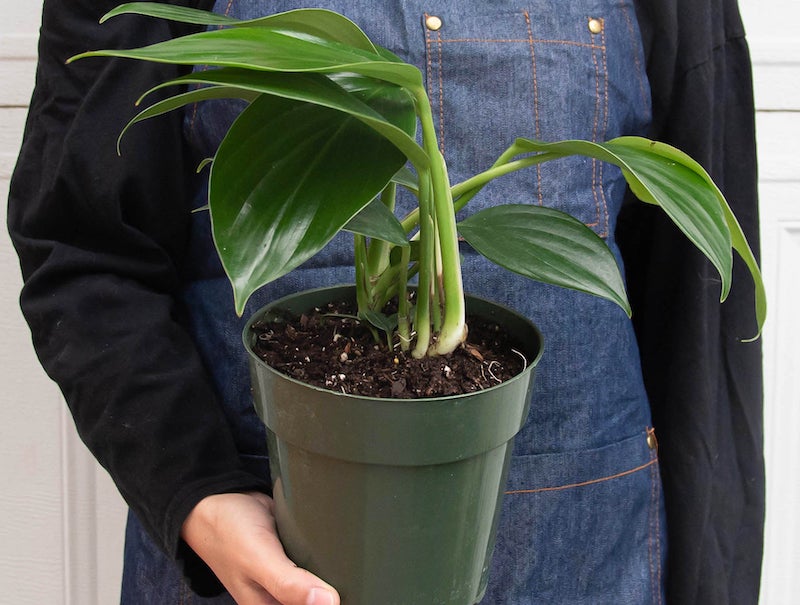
457 205 631 314
607 136 766 337
514 138 733 301
68 25 422 89
210 94 408 314
138 69 426 167
101 4 379 54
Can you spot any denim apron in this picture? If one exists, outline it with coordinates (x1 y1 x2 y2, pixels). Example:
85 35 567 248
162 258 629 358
121 1 666 603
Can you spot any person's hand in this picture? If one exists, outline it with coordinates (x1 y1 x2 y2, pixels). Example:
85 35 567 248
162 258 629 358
181 491 340 605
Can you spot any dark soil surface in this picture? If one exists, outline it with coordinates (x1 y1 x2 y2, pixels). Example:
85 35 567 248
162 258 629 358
250 300 527 399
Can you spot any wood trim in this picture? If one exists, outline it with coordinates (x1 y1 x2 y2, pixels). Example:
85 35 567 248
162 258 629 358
0 33 38 59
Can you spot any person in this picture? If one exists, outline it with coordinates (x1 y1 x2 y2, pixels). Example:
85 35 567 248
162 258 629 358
8 0 763 604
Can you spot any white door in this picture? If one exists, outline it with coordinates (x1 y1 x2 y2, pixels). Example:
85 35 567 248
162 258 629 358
0 4 127 603
740 2 800 601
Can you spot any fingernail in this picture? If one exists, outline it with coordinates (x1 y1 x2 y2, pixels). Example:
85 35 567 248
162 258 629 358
307 587 336 605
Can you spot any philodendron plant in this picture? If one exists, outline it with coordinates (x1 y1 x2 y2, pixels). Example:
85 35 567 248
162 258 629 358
71 3 765 359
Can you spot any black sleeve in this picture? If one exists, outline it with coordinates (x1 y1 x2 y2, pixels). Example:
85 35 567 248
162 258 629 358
625 1 764 603
7 0 267 594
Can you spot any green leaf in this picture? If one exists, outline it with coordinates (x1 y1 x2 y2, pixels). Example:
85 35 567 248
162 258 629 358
210 95 408 315
391 166 419 195
101 4 379 53
118 85 259 152
607 136 766 338
138 69 425 167
68 25 422 89
514 138 733 302
458 205 631 315
360 310 399 334
229 9 379 54
390 241 421 265
101 2 242 26
343 198 409 246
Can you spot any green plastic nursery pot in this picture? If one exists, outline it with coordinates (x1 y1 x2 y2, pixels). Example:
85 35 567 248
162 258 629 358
244 285 543 605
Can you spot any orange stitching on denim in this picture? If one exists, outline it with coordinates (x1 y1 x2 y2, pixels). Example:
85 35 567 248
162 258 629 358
523 10 544 205
598 20 610 237
442 38 602 50
648 447 657 604
599 22 610 137
422 15 444 154
423 14 435 140
440 38 529 43
584 17 610 237
436 29 445 154
652 450 663 604
645 425 663 604
505 457 657 495
589 20 603 236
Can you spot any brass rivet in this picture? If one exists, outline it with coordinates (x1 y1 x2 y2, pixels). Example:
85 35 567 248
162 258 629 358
588 18 603 34
647 432 658 450
426 15 443 31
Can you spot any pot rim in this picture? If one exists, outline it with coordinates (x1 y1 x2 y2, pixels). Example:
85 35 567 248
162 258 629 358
242 283 544 403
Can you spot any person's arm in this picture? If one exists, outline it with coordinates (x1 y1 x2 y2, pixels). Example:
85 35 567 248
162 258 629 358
624 1 764 602
6 1 323 598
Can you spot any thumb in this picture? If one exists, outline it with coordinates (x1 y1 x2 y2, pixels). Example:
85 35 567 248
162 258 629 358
246 493 339 605
257 559 339 605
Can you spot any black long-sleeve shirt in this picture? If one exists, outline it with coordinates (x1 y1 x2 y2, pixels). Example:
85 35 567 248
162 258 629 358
8 1 764 602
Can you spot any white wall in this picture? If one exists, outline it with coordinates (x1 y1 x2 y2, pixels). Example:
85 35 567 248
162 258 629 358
0 3 127 603
738 1 800 602
0 1 797 603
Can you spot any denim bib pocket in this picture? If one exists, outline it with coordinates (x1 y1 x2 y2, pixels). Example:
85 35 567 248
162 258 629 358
483 428 665 604
421 2 650 239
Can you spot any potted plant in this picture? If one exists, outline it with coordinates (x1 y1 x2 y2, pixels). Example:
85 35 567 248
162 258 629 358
70 4 766 604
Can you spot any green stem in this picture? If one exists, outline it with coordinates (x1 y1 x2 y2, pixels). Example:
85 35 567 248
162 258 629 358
371 258 420 311
354 234 370 314
398 150 566 243
450 151 566 208
365 183 397 283
396 245 412 352
414 89 466 356
411 169 434 358
372 262 400 303
431 213 443 333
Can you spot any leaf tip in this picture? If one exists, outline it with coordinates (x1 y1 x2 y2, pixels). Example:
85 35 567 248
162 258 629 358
617 296 633 318
739 332 761 344
98 6 122 24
